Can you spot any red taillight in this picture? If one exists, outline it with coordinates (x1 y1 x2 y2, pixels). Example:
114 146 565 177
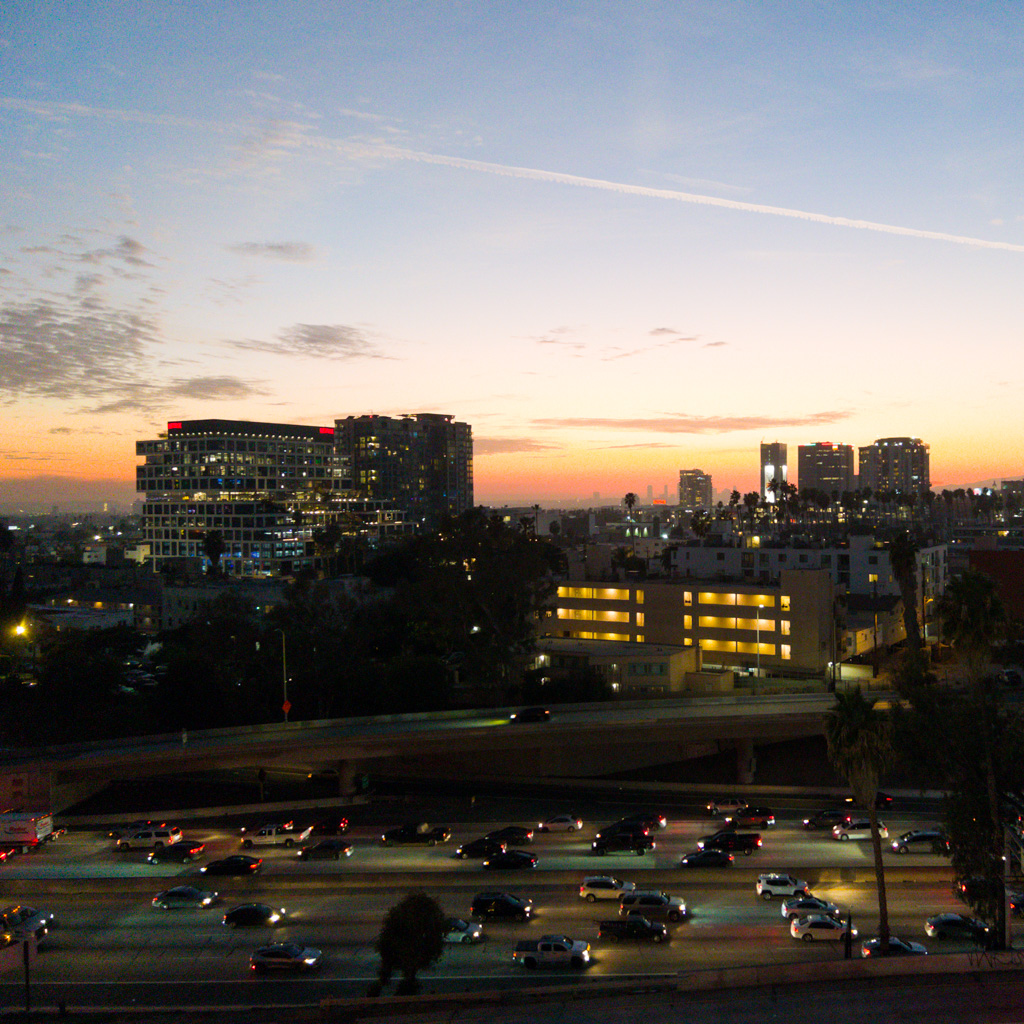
757 838 763 846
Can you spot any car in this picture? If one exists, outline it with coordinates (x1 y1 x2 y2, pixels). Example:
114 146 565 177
250 942 323 974
223 903 286 927
306 815 350 836
509 706 550 723
925 913 991 943
470 892 533 921
846 791 894 810
380 822 451 846
781 895 840 920
444 917 484 943
891 829 948 854
861 935 927 957
952 877 1023 915
618 812 668 831
726 806 775 828
679 848 734 867
116 825 183 850
0 905 56 942
595 820 650 840
240 822 310 848
696 831 761 855
482 849 537 870
598 914 668 943
790 913 856 942
296 839 353 861
146 841 205 865
591 832 656 857
833 819 888 841
706 797 747 817
152 886 218 910
456 837 507 860
579 876 637 902
756 873 809 900
485 826 535 845
618 891 686 922
802 808 851 831
200 855 262 876
109 819 163 839
537 815 582 832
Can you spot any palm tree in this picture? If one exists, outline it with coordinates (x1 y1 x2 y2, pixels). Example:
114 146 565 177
202 530 226 577
623 492 638 519
887 531 922 661
825 687 896 951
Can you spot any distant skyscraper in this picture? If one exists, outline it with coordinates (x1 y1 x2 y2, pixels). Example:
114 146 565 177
760 442 788 503
678 469 713 508
798 443 855 498
858 437 930 494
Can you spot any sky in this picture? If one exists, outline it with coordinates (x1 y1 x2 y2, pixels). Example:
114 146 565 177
2 2 1023 511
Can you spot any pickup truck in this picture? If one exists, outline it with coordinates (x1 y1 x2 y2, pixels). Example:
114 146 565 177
598 914 667 943
380 822 452 846
240 823 312 849
697 830 762 855
511 934 591 969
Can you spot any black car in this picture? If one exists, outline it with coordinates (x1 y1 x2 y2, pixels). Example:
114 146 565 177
306 815 350 836
380 823 451 846
470 891 532 921
509 706 550 723
726 806 775 828
891 829 948 855
598 914 668 942
595 820 650 841
146 841 205 864
296 839 353 861
223 903 286 927
482 849 537 870
456 837 507 860
953 877 1024 916
925 913 991 943
679 848 734 867
200 855 262 876
592 832 656 856
485 826 535 846
618 812 668 831
802 809 850 831
697 830 761 855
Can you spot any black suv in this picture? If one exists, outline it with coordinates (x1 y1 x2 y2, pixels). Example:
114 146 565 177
697 830 762 855
470 892 533 921
592 832 656 857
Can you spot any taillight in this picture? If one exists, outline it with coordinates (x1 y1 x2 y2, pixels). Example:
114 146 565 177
757 838 763 846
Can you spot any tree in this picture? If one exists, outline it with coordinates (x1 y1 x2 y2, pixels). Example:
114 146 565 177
202 530 226 577
372 892 446 996
825 687 896 951
623 492 638 519
888 531 922 662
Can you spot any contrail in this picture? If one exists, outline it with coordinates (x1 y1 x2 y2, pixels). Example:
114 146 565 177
5 96 1023 254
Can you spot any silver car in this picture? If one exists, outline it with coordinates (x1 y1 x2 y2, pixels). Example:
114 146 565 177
579 876 637 902
250 942 324 974
780 895 840 920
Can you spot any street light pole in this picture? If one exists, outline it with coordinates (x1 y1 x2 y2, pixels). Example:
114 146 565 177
276 628 290 723
755 603 763 695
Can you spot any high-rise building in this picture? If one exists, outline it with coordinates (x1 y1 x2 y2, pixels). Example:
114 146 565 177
678 469 713 508
334 413 473 528
858 437 930 494
760 442 788 503
798 442 855 498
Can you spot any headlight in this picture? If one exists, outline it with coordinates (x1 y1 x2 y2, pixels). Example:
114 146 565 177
269 913 280 923
303 956 318 965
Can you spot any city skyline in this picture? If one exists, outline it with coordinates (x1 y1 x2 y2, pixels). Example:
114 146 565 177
3 3 1024 509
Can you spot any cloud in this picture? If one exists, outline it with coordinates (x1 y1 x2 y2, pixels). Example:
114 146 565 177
227 241 316 262
230 323 388 360
603 334 697 361
48 426 73 434
530 411 851 434
703 341 728 348
474 437 562 455
84 375 268 413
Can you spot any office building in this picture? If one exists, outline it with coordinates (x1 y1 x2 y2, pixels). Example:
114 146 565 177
760 442 788 502
859 437 930 494
678 469 713 508
798 442 855 497
334 413 473 528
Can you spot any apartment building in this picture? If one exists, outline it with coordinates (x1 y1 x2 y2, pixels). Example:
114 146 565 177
859 437 930 494
797 442 855 497
678 469 713 509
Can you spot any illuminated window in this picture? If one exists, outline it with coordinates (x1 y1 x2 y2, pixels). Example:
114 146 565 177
596 588 629 601
699 592 737 606
781 620 791 635
557 608 594 621
636 612 645 627
737 616 773 632
737 593 774 608
683 615 692 630
781 644 791 660
781 595 791 611
868 573 878 583
596 610 630 623
699 616 737 629
699 639 737 652
684 591 692 606
738 642 776 656
636 634 644 643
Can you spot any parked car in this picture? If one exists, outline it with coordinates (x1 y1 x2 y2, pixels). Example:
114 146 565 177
861 935 927 957
833 819 888 841
726 806 775 828
470 892 532 921
485 826 535 845
598 914 668 943
890 829 948 854
756 874 809 900
618 891 686 922
579 876 637 902
381 822 451 846
200 855 262 876
537 815 582 832
249 942 323 974
802 809 850 831
781 895 840 920
679 848 734 868
509 706 550 723
296 839 353 861
444 917 483 943
591 832 656 857
223 903 286 927
790 914 856 942
456 837 507 860
925 913 991 943
152 886 218 910
147 841 205 864
482 849 537 870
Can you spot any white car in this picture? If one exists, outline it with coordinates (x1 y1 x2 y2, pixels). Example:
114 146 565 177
579 876 637 902
780 895 840 920
444 917 483 944
790 914 856 941
756 873 809 900
832 819 888 841
538 815 583 832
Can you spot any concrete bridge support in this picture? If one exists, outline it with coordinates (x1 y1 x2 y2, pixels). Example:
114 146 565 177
736 738 757 785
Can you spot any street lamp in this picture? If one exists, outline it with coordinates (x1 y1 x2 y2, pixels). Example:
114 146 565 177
755 603 763 695
275 628 290 723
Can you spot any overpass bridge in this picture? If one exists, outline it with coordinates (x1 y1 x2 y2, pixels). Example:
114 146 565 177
0 693 836 812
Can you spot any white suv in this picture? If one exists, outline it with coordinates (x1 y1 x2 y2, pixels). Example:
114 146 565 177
116 826 182 850
756 873 809 900
832 819 888 841
579 876 637 902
